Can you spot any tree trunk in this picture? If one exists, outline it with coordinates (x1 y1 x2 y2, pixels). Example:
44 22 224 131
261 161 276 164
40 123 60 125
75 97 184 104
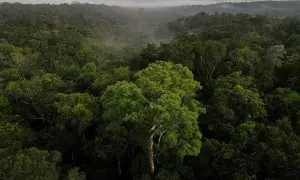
117 159 122 177
148 133 155 174
157 132 165 152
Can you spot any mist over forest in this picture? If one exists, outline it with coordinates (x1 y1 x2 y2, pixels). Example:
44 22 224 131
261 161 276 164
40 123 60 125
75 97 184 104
1 1 300 180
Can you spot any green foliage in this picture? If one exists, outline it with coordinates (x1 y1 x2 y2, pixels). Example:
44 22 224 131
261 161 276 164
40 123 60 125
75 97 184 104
0 122 26 151
99 61 204 175
53 93 97 129
135 61 200 99
194 40 227 81
0 147 61 180
254 120 300 179
265 45 287 68
0 68 21 87
1 3 300 180
228 47 260 76
198 119 300 179
207 72 266 132
76 63 97 91
0 96 11 119
75 47 98 66
90 66 131 95
5 73 64 128
155 169 181 180
64 168 86 180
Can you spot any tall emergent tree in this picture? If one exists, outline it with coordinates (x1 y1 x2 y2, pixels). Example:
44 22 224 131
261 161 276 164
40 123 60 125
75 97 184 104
98 61 205 175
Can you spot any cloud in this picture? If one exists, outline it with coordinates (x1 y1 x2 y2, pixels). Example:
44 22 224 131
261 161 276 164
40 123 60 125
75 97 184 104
0 0 288 7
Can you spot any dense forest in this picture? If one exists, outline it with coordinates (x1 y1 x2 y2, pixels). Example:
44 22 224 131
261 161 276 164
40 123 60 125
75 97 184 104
1 2 300 180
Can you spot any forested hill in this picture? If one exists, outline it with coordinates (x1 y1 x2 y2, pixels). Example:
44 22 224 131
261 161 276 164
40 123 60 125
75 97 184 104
167 1 300 17
0 2 179 69
1 1 300 48
0 3 177 46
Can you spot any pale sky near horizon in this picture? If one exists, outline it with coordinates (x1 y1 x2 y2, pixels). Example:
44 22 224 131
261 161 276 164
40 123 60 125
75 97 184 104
0 0 291 7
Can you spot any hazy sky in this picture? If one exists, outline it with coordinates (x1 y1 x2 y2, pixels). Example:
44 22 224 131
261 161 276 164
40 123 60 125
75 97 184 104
0 0 289 7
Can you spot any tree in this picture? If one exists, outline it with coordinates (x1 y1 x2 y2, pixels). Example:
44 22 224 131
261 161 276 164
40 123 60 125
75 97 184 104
64 168 86 180
228 47 260 76
210 72 266 124
75 46 97 67
266 88 300 132
0 121 32 151
194 40 226 81
254 119 300 179
265 45 287 68
99 61 205 175
202 72 266 141
0 96 33 151
276 54 300 89
0 43 14 69
53 92 97 134
5 73 64 125
196 119 300 180
0 96 11 120
0 68 22 88
90 66 131 95
0 147 61 180
76 63 97 91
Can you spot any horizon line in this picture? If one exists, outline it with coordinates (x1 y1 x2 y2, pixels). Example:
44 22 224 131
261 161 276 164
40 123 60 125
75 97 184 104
0 0 292 8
